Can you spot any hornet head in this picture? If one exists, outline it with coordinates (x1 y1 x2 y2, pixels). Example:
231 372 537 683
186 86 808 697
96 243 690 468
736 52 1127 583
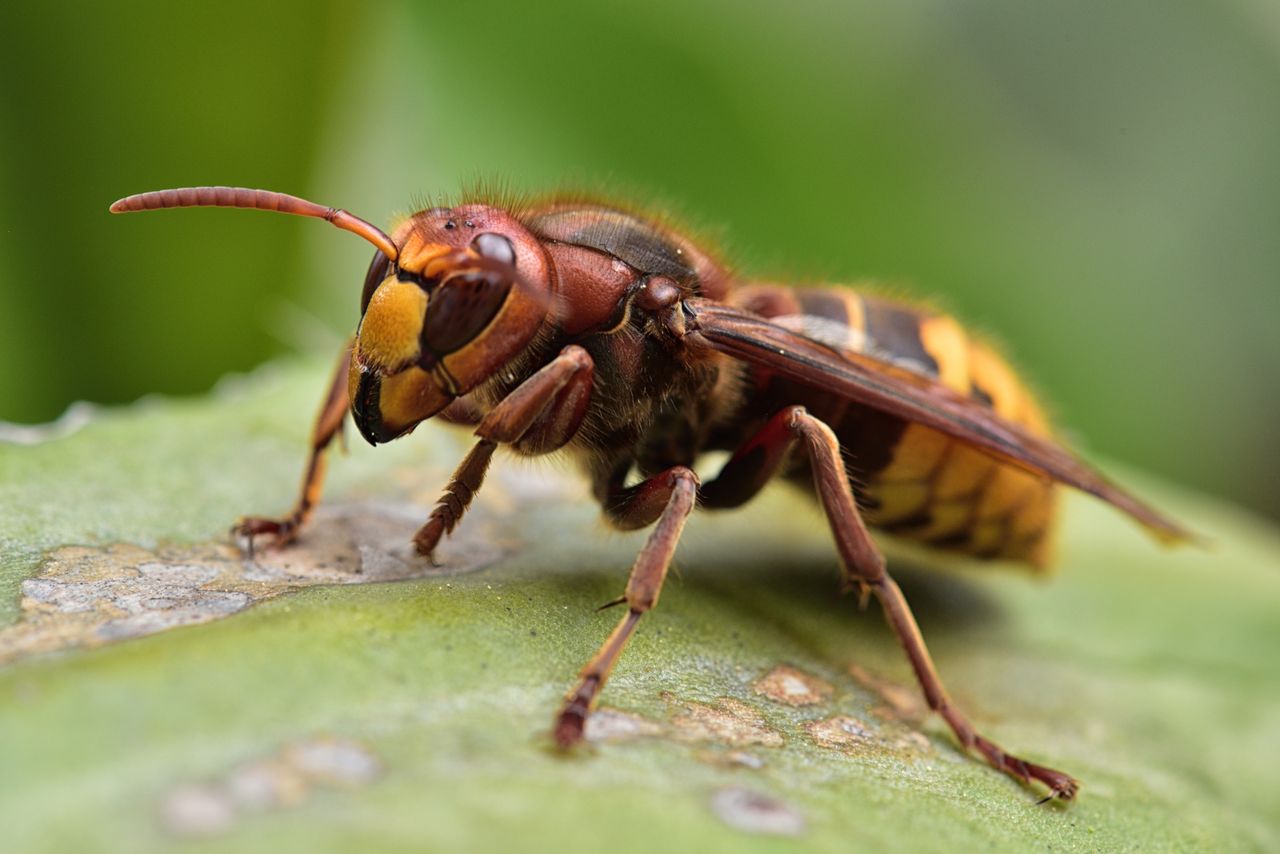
349 204 551 444
108 188 552 447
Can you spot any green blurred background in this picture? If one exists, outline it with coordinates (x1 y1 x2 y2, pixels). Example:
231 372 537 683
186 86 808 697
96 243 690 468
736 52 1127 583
2 0 1278 519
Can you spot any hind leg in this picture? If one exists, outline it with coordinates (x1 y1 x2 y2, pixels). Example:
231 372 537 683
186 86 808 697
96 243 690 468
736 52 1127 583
786 406 1078 800
700 404 1078 800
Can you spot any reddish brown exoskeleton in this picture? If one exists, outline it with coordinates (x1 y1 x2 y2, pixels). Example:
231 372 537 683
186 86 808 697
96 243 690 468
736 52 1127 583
110 186 1190 801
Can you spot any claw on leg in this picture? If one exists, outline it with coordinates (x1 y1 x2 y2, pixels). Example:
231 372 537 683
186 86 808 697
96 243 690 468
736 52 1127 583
553 675 599 748
232 515 302 555
232 341 352 557
949 708 1079 800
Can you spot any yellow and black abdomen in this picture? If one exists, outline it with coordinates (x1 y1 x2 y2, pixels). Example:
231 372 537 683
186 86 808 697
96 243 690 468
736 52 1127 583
734 285 1058 569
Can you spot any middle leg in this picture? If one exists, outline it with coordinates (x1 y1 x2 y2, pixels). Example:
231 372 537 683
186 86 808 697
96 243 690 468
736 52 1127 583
553 465 699 746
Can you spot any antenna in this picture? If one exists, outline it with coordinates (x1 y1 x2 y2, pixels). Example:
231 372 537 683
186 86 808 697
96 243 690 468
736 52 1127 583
110 186 398 260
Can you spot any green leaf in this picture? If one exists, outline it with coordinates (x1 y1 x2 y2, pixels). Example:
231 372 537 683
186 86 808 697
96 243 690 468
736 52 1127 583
1 360 1277 852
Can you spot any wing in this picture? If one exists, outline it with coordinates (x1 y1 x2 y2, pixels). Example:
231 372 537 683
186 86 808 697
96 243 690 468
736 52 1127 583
682 298 1190 545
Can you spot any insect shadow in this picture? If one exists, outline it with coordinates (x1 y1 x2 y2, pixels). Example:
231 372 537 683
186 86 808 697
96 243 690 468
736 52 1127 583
522 519 1005 668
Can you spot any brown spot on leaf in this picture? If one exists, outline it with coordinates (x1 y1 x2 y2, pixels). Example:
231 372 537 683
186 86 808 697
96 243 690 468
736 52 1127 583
804 715 875 750
890 729 932 753
848 663 926 721
1 501 507 666
752 664 833 706
664 694 784 748
804 713 934 759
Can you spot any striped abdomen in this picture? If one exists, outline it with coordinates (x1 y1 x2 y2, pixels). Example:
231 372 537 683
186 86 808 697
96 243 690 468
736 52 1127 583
734 285 1058 569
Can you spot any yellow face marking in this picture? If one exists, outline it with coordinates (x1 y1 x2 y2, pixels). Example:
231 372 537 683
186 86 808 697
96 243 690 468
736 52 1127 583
919 315 970 393
395 231 427 263
377 365 445 432
356 280 428 373
394 236 463 277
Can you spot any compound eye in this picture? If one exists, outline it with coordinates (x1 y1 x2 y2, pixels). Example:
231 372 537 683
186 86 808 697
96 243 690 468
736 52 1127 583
471 232 516 267
421 268 513 355
360 248 392 314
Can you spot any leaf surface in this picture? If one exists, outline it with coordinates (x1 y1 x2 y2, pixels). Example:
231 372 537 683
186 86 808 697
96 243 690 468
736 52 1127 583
1 361 1277 853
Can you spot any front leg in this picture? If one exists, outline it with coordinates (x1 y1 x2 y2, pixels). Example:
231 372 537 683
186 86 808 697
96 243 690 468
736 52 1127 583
233 340 352 553
414 345 594 558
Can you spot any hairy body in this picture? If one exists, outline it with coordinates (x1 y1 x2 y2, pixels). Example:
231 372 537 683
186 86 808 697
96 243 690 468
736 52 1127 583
111 186 1188 801
466 203 1056 568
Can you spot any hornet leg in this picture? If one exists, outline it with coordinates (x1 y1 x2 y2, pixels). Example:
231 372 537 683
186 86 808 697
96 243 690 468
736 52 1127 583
414 345 594 559
233 340 352 553
554 465 699 746
784 405 1078 800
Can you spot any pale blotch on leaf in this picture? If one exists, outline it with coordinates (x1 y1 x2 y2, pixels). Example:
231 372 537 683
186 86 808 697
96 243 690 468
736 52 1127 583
663 693 785 748
710 786 806 837
583 707 664 743
0 502 506 666
803 715 875 750
161 736 382 838
848 662 926 722
803 713 934 758
694 749 767 770
585 704 778 760
161 785 236 837
752 664 833 706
